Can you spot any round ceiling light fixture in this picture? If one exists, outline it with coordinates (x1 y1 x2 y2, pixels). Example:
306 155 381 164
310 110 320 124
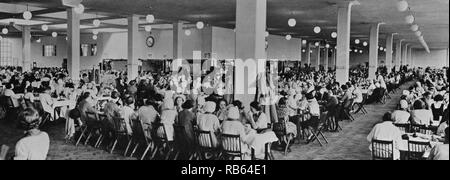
52 32 58 38
36 38 41 43
196 21 204 29
397 0 409 12
185 29 191 36
288 18 296 27
354 49 358 53
410 24 419 32
2 28 8 35
313 26 321 34
325 44 330 48
92 29 99 35
93 19 101 27
405 15 415 24
144 25 152 32
355 39 360 44
302 39 307 45
302 49 306 53
41 24 48 31
92 35 98 40
379 47 384 51
74 4 85 14
146 14 155 23
315 42 320 47
331 32 337 38
23 11 32 20
363 41 368 47
359 50 363 54
285 35 292 41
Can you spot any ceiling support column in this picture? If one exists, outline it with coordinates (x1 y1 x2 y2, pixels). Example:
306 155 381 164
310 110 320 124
402 44 409 68
368 23 380 79
127 15 139 82
394 39 403 72
22 26 31 72
173 21 184 72
234 0 267 108
336 1 358 84
67 7 80 81
385 33 394 74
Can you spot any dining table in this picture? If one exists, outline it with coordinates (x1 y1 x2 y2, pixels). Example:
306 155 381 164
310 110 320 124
399 133 444 159
244 129 279 159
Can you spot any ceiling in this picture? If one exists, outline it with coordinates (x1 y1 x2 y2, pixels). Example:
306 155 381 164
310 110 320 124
0 0 448 49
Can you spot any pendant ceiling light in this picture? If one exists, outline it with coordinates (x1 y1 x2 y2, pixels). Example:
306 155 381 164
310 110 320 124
41 24 48 31
397 0 409 12
302 40 307 45
355 39 360 44
92 29 99 35
144 25 152 32
185 29 191 36
288 18 296 27
36 38 41 43
92 35 98 40
313 26 321 34
363 41 368 47
196 21 204 29
379 47 384 51
2 27 8 35
23 5 32 20
93 19 101 27
315 42 320 47
325 44 330 48
359 50 363 54
354 49 358 53
331 32 337 38
285 35 292 41
74 4 85 14
146 14 155 23
52 32 58 38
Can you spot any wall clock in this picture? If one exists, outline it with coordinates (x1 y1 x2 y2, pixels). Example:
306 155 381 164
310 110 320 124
146 36 155 47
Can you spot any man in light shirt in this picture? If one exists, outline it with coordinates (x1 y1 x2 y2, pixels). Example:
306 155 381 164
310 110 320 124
367 112 403 160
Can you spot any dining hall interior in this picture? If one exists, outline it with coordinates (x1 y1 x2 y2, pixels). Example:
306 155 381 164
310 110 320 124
0 0 448 161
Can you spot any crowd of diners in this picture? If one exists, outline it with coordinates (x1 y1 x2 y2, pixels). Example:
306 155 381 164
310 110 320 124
367 67 449 160
1 63 447 160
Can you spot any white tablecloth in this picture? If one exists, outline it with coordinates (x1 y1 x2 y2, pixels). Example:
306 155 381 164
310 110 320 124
245 131 278 159
399 133 443 152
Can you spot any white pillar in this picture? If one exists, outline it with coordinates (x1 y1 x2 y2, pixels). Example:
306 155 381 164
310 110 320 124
22 26 31 72
307 43 312 66
315 46 321 71
127 15 139 81
385 33 394 73
336 1 358 84
235 0 267 107
368 23 380 79
395 40 403 72
67 8 80 81
173 21 184 71
407 47 412 68
324 47 329 71
402 44 409 68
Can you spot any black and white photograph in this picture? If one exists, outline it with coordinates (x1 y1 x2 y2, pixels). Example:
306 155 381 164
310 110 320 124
0 0 448 166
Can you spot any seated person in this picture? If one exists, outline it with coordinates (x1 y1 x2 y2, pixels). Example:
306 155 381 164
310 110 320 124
367 112 403 160
410 100 434 125
4 83 22 108
391 100 411 124
137 99 159 136
428 127 449 160
221 107 250 159
247 101 269 131
276 98 297 137
14 108 50 160
197 101 220 148
305 93 321 142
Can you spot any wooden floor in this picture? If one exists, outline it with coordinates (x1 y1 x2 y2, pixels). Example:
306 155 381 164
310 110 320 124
272 81 414 160
0 82 413 160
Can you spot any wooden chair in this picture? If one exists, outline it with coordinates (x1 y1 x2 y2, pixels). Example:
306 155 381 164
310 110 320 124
94 114 108 148
0 145 9 160
109 117 131 154
371 139 394 160
307 117 329 146
151 122 173 160
126 118 149 158
394 123 411 134
195 130 219 160
139 121 156 160
411 124 434 135
408 140 431 160
220 134 243 160
272 122 293 156
353 94 368 114
83 112 103 146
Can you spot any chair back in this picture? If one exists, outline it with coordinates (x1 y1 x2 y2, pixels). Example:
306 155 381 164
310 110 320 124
371 139 394 160
408 140 430 160
221 133 242 155
394 123 410 134
196 130 214 149
85 112 99 126
152 122 168 143
411 124 434 135
131 118 148 142
272 122 287 137
112 117 127 134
